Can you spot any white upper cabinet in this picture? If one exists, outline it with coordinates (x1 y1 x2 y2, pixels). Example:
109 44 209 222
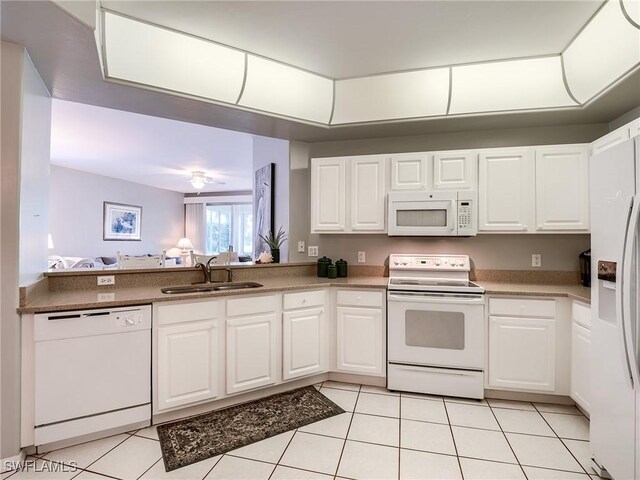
432 151 477 190
390 153 429 190
627 117 640 139
310 158 347 232
535 145 589 232
591 126 630 156
311 155 386 234
478 148 534 232
350 156 386 231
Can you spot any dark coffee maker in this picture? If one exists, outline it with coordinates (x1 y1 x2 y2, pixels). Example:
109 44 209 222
579 249 591 287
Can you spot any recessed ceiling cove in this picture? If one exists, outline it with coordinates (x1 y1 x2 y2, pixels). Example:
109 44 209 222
97 1 640 127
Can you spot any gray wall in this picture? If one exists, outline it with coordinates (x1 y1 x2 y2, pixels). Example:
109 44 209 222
288 123 606 268
253 135 290 261
49 166 184 258
609 105 640 130
0 43 52 459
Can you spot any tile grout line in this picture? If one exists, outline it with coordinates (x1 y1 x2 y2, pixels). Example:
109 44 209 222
397 393 402 480
332 384 361 478
267 427 299 480
487 402 529 479
441 397 465 479
532 403 593 477
135 456 162 480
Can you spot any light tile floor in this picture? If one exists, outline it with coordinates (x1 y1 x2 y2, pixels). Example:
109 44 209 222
3 382 603 480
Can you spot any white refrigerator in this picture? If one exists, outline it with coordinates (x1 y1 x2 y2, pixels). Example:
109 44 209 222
590 136 639 480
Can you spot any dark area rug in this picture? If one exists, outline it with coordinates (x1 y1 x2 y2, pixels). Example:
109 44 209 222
156 385 345 471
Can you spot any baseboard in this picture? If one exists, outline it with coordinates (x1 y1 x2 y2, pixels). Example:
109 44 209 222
2 449 26 473
485 389 574 405
327 372 386 387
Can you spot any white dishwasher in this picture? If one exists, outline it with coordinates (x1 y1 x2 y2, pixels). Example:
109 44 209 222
34 305 151 446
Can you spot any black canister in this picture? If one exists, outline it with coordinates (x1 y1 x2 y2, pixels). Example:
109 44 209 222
579 249 591 287
327 264 338 279
336 259 348 277
317 256 332 277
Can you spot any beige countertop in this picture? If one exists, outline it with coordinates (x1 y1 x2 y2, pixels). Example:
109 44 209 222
18 274 590 314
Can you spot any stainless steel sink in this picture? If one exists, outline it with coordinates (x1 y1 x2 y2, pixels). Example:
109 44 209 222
161 282 262 294
212 281 263 291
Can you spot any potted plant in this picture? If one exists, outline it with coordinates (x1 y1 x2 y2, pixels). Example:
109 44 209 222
258 226 287 263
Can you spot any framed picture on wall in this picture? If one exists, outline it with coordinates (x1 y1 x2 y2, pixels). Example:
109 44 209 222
253 163 274 257
103 202 142 241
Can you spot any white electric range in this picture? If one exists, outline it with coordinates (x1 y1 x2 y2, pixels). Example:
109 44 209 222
387 254 486 399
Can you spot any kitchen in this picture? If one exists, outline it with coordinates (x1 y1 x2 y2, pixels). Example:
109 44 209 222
2 0 638 478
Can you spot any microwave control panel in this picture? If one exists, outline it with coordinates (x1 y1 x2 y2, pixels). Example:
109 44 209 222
458 201 472 228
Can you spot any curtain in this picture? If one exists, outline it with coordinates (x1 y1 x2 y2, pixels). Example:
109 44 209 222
185 203 205 254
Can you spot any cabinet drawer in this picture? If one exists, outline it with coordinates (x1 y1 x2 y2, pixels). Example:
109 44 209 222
226 294 278 317
489 297 556 318
336 289 384 308
157 300 220 325
572 301 591 329
283 290 324 311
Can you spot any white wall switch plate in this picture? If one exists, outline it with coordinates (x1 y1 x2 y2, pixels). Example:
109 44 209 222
358 251 366 263
97 275 115 286
308 246 319 257
532 254 542 267
297 241 306 253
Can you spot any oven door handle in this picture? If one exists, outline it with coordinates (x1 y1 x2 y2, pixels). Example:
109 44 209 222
387 292 485 305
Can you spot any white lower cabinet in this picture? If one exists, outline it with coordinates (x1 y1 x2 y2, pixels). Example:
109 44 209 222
489 316 556 392
155 300 223 412
488 297 558 393
226 295 279 395
571 301 591 413
282 290 327 380
335 289 385 376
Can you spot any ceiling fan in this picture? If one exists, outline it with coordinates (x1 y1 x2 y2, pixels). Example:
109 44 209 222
189 171 225 190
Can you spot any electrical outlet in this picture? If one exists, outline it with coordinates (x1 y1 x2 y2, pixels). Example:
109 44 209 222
97 292 115 302
532 254 542 267
308 246 319 257
358 251 366 263
97 275 115 286
297 241 306 253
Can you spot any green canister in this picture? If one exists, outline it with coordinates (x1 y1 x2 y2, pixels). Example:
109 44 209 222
336 259 348 277
317 256 332 277
327 264 338 279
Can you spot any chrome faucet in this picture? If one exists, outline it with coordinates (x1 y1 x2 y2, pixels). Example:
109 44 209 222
194 262 211 284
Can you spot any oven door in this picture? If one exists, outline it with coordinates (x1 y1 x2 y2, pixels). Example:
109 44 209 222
388 192 457 236
387 291 485 370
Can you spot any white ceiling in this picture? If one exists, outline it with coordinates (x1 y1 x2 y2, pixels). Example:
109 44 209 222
102 1 604 79
2 0 638 142
50 100 255 193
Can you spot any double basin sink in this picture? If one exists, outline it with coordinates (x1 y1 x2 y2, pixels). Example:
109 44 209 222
161 282 263 294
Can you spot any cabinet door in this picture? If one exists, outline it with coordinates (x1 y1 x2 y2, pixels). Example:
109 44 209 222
571 322 591 413
390 153 429 190
535 145 589 232
157 320 220 411
336 306 384 375
283 308 325 380
311 157 346 232
227 313 278 394
489 316 556 392
478 149 533 232
433 151 476 190
591 126 630 156
350 156 386 231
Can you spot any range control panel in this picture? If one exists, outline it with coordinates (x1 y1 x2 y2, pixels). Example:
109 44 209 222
389 254 470 271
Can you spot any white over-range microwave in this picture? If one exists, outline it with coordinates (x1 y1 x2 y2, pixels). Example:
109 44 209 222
387 190 477 236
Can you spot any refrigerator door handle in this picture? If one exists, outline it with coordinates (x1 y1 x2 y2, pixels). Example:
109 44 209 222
620 194 640 387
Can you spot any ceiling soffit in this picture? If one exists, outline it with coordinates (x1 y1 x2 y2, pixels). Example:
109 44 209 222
94 1 640 128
